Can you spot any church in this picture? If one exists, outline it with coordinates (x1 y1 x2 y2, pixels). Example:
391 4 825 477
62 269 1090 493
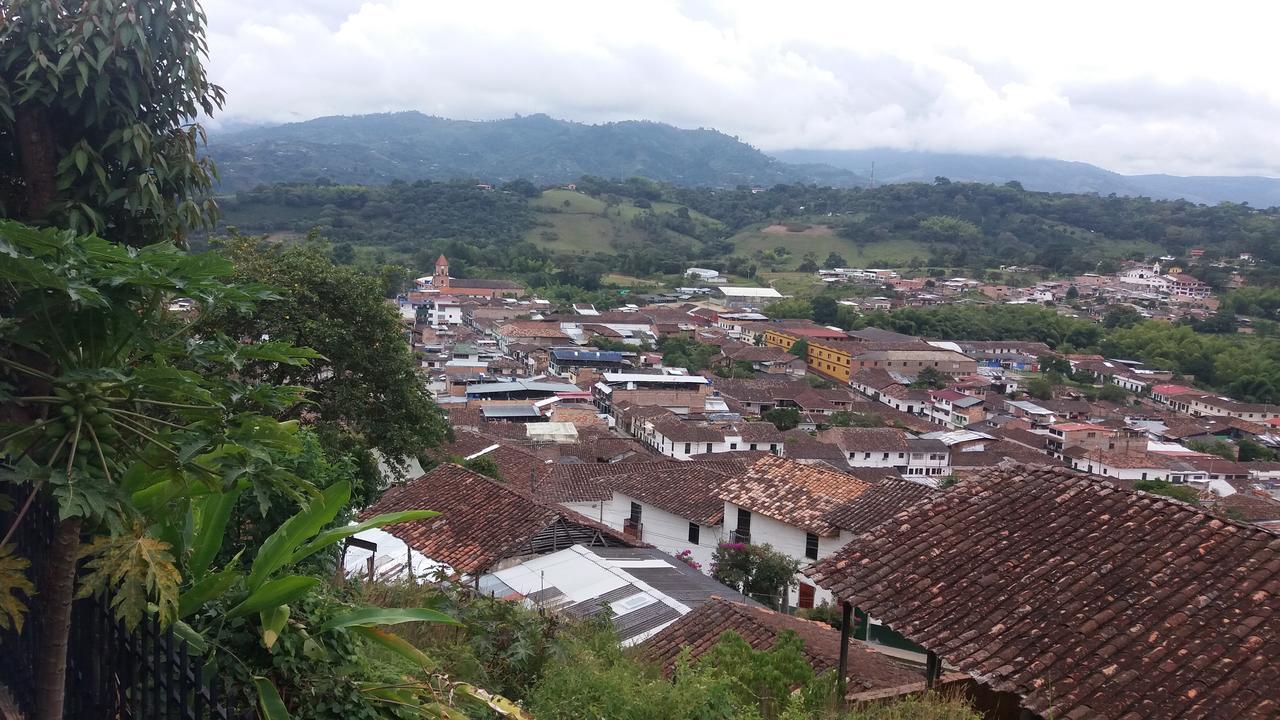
414 255 525 299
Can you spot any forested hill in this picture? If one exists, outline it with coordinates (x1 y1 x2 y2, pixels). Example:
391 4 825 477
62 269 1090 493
773 148 1280 208
217 177 1280 286
207 112 864 191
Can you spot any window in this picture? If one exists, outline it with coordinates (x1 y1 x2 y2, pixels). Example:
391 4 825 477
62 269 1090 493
805 533 819 560
629 502 642 523
749 443 757 450
734 508 752 543
705 443 712 453
882 452 890 460
688 522 700 544
863 452 871 459
730 443 738 450
684 443 691 454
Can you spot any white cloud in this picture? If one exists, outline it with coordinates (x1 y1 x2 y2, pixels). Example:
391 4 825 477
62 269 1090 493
202 0 1280 176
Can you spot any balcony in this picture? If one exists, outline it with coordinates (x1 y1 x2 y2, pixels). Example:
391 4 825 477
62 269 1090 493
729 530 751 544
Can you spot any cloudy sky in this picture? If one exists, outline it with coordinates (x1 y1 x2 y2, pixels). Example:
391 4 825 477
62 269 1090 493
204 0 1280 176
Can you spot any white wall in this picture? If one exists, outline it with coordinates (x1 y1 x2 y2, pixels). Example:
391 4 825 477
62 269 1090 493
724 501 849 609
845 449 907 468
604 492 722 570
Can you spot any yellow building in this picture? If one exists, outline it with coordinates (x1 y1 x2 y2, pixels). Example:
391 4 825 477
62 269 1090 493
761 329 856 383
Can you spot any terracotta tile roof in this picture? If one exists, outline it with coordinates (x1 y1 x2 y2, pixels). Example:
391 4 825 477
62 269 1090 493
606 464 734 525
823 478 940 534
641 598 921 696
817 427 911 452
497 321 570 339
780 431 847 463
949 441 1057 467
808 463 1280 720
718 455 873 536
363 463 636 574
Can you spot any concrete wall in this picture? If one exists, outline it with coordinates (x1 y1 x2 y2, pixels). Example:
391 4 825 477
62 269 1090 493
605 492 723 571
724 501 849 609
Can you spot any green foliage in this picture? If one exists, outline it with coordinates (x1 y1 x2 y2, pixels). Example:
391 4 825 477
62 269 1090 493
1097 383 1129 403
1238 438 1276 462
659 337 721 372
461 455 502 481
1026 377 1054 401
715 361 759 379
1186 439 1237 461
1134 480 1201 505
77 523 182 629
789 339 810 359
205 235 451 501
764 297 814 321
762 408 802 432
825 411 883 428
911 367 946 390
1103 305 1145 329
0 0 224 243
711 543 801 610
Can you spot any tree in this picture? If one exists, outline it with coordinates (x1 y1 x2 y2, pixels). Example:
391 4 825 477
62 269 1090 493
1065 285 1080 300
761 408 802 431
1097 383 1129 403
1026 377 1054 400
826 411 882 428
0 223 317 720
204 236 450 504
710 543 801 610
811 295 838 325
911 366 946 390
823 252 847 269
1039 355 1072 376
788 339 809 359
1186 439 1237 461
763 297 813 320
1238 438 1276 462
330 242 356 265
1134 480 1200 505
1103 305 1145 329
0 0 224 245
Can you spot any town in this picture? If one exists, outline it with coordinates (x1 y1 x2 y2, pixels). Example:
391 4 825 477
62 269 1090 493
341 250 1280 716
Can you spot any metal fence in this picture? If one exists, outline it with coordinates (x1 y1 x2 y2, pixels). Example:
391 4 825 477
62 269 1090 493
0 501 251 719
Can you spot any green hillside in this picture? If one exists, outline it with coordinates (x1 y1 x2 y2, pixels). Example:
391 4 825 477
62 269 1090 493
216 177 1280 293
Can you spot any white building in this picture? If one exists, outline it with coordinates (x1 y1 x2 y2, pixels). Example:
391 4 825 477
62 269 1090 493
716 286 784 309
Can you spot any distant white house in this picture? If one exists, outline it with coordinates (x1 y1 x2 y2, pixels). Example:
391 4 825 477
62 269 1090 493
686 267 721 280
716 286 784 308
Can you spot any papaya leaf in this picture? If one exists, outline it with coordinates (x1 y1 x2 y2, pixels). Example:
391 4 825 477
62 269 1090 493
0 543 34 633
178 561 240 619
260 604 290 650
77 523 181 630
188 488 241 579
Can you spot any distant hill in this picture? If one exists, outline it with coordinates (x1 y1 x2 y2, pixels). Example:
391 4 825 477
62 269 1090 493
208 112 865 191
771 148 1280 207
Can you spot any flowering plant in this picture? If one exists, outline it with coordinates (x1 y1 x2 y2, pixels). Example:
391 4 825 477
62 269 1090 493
674 549 702 571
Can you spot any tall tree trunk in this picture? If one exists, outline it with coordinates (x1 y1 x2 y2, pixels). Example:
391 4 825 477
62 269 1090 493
34 517 82 720
14 105 58 220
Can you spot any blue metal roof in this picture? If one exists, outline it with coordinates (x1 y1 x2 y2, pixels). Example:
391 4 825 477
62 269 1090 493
551 349 625 362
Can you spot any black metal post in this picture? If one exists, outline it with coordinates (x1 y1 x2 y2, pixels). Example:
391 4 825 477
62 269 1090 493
836 601 853 701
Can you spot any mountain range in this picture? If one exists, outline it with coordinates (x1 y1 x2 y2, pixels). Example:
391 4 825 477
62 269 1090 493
208 112 1280 206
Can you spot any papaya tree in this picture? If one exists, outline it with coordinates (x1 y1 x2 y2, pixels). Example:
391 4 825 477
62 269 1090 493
0 222 320 719
0 0 223 244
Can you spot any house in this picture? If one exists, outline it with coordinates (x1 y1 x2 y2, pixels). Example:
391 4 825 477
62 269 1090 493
493 320 571 351
362 464 639 578
1044 422 1115 458
716 286 784 308
1063 448 1209 484
598 460 739 569
593 372 712 415
548 348 630 377
925 389 985 428
480 545 751 646
641 598 928 700
464 378 581 401
639 414 784 460
718 455 874 608
808 463 1280 720
814 427 948 476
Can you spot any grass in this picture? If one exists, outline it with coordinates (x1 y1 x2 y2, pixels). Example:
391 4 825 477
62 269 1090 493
758 271 826 296
525 212 651 254
730 224 939 270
